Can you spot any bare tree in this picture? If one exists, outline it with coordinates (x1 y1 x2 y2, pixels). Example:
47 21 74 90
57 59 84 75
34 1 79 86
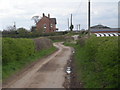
31 16 40 25
6 26 16 31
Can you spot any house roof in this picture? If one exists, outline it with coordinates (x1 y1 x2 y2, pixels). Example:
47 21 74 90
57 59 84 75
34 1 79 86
50 18 57 24
36 16 57 25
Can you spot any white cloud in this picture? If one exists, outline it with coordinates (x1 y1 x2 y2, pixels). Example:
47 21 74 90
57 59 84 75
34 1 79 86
0 0 119 30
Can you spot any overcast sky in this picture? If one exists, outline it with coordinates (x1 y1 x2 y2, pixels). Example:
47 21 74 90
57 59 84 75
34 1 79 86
0 0 119 31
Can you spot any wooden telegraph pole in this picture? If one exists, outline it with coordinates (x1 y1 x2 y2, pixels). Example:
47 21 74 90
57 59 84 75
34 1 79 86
88 0 91 37
79 24 80 30
68 18 69 31
13 22 16 30
70 14 74 31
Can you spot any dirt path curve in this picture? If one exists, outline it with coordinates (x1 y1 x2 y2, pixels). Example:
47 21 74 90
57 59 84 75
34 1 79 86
3 42 72 88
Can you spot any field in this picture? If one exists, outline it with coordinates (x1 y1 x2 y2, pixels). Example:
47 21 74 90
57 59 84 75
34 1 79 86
64 36 119 88
2 38 56 80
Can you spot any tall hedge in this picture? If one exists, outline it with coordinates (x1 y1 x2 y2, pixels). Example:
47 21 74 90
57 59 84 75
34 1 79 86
2 37 55 80
75 36 119 88
2 38 36 64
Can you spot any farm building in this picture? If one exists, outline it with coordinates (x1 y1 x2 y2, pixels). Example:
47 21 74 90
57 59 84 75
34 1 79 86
90 24 120 33
36 13 58 33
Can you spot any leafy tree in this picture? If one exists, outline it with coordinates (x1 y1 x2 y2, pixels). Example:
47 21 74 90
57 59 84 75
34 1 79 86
70 24 74 31
17 28 28 34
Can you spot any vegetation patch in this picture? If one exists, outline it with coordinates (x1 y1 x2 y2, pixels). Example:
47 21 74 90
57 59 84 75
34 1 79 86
2 28 69 38
64 36 119 88
34 37 53 51
48 35 74 42
2 38 56 80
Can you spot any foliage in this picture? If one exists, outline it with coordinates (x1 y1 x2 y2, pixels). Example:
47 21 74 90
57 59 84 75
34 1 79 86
2 38 35 64
70 25 74 31
2 28 29 37
17 28 28 34
2 30 69 38
2 38 56 80
65 36 119 88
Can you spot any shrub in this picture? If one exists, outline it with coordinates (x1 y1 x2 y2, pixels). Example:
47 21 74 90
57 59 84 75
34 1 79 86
2 38 35 64
74 36 119 88
2 37 56 80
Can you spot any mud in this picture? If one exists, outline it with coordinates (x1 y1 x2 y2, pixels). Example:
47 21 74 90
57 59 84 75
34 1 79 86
63 48 84 89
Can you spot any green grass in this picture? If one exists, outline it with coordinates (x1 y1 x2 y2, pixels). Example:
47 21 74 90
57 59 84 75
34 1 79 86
2 38 57 81
64 42 75 47
52 39 63 42
64 36 119 88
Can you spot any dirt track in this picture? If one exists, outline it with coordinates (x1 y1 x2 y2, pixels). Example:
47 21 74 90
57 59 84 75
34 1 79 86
3 42 72 88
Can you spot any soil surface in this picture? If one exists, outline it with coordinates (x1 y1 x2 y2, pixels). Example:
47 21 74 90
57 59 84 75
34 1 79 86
3 42 72 88
63 48 84 89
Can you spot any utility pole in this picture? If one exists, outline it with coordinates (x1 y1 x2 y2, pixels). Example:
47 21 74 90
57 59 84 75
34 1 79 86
79 24 80 30
88 0 91 37
71 14 72 26
68 18 69 31
70 14 74 31
13 22 16 30
76 25 78 31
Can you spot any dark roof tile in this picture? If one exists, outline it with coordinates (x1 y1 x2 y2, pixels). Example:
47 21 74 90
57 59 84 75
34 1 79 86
50 18 57 24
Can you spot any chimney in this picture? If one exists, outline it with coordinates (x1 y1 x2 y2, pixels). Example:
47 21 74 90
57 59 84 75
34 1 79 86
48 14 50 18
43 13 45 17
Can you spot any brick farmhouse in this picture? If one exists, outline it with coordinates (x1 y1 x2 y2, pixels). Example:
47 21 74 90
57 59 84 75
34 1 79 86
36 13 58 33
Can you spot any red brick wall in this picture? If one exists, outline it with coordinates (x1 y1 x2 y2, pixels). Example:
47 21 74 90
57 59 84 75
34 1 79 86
36 16 56 33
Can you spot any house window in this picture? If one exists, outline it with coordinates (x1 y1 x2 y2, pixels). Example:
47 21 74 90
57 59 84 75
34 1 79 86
50 24 53 28
43 24 46 32
44 24 46 29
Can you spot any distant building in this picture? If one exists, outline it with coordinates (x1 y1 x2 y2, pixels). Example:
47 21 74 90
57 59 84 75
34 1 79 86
36 13 58 33
31 26 37 32
90 24 119 33
91 24 110 29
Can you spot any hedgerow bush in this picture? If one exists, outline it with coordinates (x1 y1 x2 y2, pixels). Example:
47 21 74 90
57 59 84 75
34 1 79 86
2 31 69 38
2 38 35 64
2 37 56 80
74 36 119 88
